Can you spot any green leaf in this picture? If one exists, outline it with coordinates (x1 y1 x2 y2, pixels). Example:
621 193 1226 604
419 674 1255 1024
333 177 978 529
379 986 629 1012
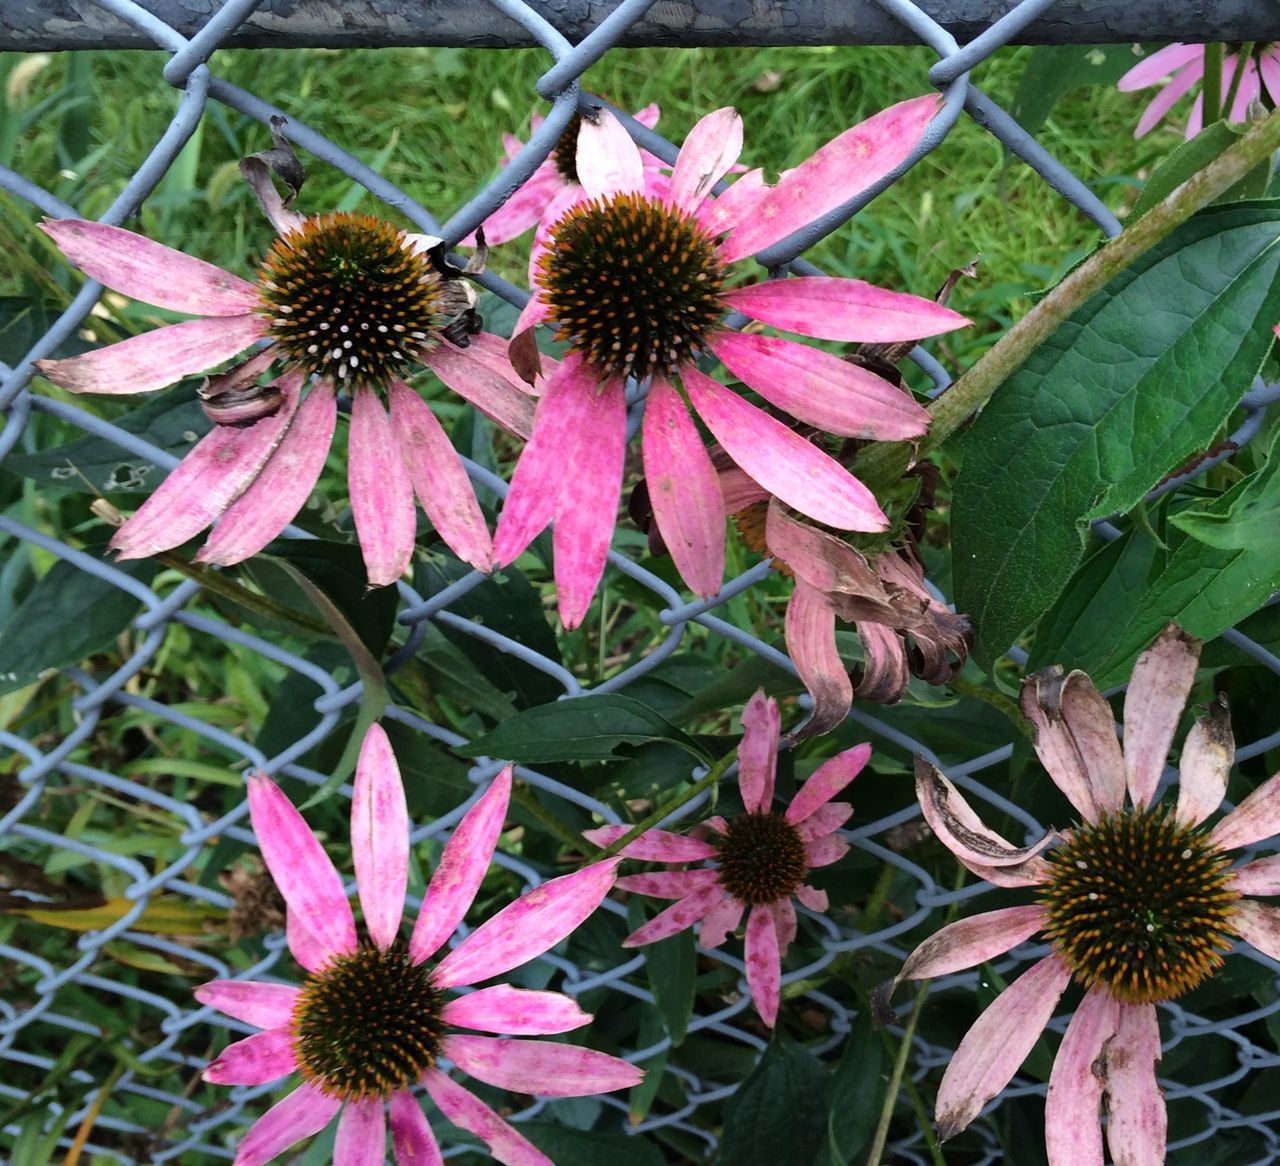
814 1009 886 1166
952 202 1280 665
459 693 711 764
0 546 157 695
645 924 696 1045
718 1030 828 1166
414 622 517 721
1170 429 1280 548
1010 45 1149 140
518 1124 664 1166
1130 122 1243 220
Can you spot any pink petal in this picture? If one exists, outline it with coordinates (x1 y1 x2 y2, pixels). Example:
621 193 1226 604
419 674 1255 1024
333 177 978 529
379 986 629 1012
575 109 645 200
786 744 870 826
793 801 853 842
738 690 780 813
349 388 417 587
1104 1003 1166 1166
287 908 334 975
194 980 300 1030
444 1035 641 1097
642 376 725 597
389 1091 444 1166
962 854 1054 890
669 107 743 214
935 954 1073 1140
476 167 566 246
203 1028 297 1086
335 1097 385 1166
1044 988 1118 1166
195 381 336 567
718 94 940 263
710 331 929 441
1234 899 1280 962
771 896 798 953
422 1070 551 1166
582 824 718 862
1174 695 1234 826
352 724 409 950
38 315 267 396
40 218 260 315
745 903 782 1027
855 620 910 703
682 364 887 532
1230 62 1262 121
617 868 719 899
434 860 620 989
1260 48 1280 105
784 585 852 739
722 277 969 343
1185 91 1206 138
720 464 771 512
623 882 727 947
425 334 536 440
698 894 744 948
246 773 357 967
442 985 591 1036
1124 625 1201 811
1211 768 1280 852
894 905 1046 986
1116 43 1204 90
698 167 770 238
1230 854 1280 897
388 378 493 572
234 1084 342 1166
795 884 827 912
805 834 848 867
410 768 512 965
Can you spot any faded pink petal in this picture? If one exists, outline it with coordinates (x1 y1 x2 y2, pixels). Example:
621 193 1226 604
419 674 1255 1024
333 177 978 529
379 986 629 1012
916 761 1053 871
1019 668 1115 824
720 464 771 512
286 908 333 975
935 954 1073 1140
582 824 718 862
1133 66 1205 137
670 107 743 213
575 109 645 200
855 621 910 704
434 860 620 989
389 1091 444 1166
203 1028 297 1085
1211 769 1280 852
234 1083 341 1166
1124 626 1201 810
442 985 591 1036
1230 853 1280 897
719 94 940 263
682 364 887 532
477 165 566 246
623 881 727 947
1044 988 1118 1166
745 902 782 1027
194 980 300 1030
352 723 409 950
1231 61 1262 121
963 854 1054 890
410 768 512 965
41 218 260 315
1117 43 1205 90
1234 898 1280 962
738 690 780 813
794 801 853 841
699 894 744 948
642 376 725 597
805 834 848 867
617 868 719 899
444 1035 641 1097
247 774 356 965
785 584 852 739
795 884 827 912
1105 1003 1166 1166
335 1097 385 1166
422 1070 551 1166
349 388 416 587
771 896 797 953
895 905 1046 986
1174 695 1234 826
424 335 536 440
722 277 968 343
786 744 870 826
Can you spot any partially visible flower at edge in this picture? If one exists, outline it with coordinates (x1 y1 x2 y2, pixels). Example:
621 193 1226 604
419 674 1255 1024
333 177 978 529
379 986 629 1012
877 625 1280 1165
195 724 637 1166
585 689 869 1027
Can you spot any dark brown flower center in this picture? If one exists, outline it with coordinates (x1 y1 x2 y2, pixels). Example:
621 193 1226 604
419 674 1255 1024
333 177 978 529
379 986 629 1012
716 811 808 906
1038 807 1239 1004
536 192 726 382
292 942 444 1100
551 112 584 184
731 502 795 578
257 211 443 389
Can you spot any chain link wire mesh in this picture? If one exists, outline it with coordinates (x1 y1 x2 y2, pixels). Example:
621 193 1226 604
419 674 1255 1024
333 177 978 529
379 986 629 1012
1 1 1279 1162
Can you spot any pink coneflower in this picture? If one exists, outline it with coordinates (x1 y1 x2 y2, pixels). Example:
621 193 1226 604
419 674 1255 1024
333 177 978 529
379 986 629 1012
879 626 1280 1164
494 99 969 628
584 690 869 1027
195 724 637 1165
1117 43 1280 138
36 194 534 586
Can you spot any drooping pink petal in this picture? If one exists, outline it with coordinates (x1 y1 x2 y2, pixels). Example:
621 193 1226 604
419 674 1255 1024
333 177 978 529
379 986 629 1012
352 723 409 950
617 868 719 899
699 894 744 948
722 277 969 343
1210 769 1280 853
794 801 853 841
718 94 941 263
422 1070 552 1166
1116 43 1205 90
784 585 853 740
387 377 493 572
444 1035 642 1097
1230 61 1262 121
194 980 300 1030
425 335 536 440
623 881 727 947
963 854 1054 890
698 167 770 237
738 690 781 814
670 107 743 214
1104 1003 1166 1166
795 884 827 912
582 824 718 862
1174 695 1234 827
38 314 267 397
1260 47 1280 106
745 903 782 1027
935 954 1073 1140
710 331 929 441
1124 625 1201 810
682 364 887 532
1185 91 1206 138
476 166 567 246
335 1097 386 1166
894 905 1047 987
575 109 645 200
854 620 910 704
1234 899 1280 961
1044 988 1118 1166
805 834 848 867
720 465 771 512
195 381 337 566
434 860 620 989
1230 853 1280 897
389 1091 444 1166
349 388 417 587
410 768 512 965
771 896 798 953
786 744 870 827
287 908 333 975
442 985 591 1036
234 1083 342 1166
203 1028 297 1086
40 218 261 315
246 773 357 966
642 376 725 597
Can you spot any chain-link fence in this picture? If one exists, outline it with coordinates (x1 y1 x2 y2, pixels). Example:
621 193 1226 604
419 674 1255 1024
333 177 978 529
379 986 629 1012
2 1 1280 1163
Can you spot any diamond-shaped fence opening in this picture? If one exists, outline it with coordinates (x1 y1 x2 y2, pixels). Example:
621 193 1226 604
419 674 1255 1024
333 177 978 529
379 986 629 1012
2 1 1280 1163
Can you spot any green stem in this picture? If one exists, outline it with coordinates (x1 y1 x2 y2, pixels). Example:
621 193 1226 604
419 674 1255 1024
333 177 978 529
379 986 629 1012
865 979 935 1166
155 553 329 637
1222 43 1256 122
1204 43 1224 125
512 783 591 851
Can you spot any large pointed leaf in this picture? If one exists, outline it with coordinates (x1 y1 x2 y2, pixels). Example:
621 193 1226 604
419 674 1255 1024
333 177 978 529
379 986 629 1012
718 1030 828 1166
